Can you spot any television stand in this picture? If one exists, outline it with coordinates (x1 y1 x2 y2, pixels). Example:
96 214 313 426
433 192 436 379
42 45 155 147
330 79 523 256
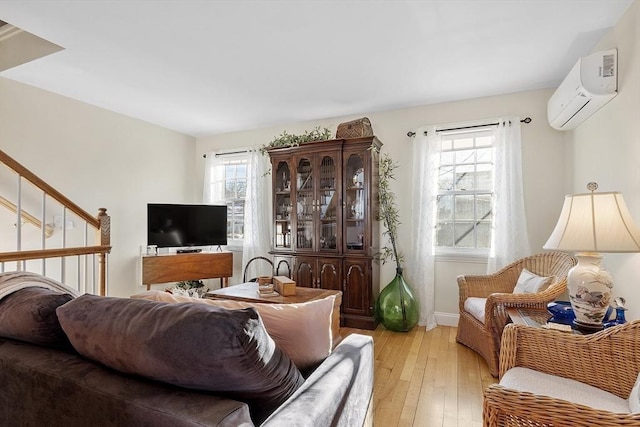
176 248 202 254
142 251 233 290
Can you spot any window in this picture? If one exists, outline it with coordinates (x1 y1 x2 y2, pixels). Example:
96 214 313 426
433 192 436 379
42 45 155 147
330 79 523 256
223 158 247 241
203 152 248 245
436 128 494 252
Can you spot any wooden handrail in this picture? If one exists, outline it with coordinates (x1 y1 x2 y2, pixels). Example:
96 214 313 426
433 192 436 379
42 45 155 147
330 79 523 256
0 149 111 295
0 246 111 262
0 195 53 237
0 150 99 228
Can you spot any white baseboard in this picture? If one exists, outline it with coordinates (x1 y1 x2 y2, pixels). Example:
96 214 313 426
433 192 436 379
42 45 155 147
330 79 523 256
435 312 459 327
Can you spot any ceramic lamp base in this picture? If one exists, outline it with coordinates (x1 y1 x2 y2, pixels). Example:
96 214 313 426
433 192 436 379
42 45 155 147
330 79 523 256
567 252 613 326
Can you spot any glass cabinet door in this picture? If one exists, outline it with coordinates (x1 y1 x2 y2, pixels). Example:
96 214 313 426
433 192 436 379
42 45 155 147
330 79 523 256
318 155 338 252
344 153 366 253
274 161 292 250
295 157 314 250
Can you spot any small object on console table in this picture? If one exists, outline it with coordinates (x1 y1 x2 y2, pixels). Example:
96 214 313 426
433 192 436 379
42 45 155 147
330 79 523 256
273 276 296 296
258 284 277 296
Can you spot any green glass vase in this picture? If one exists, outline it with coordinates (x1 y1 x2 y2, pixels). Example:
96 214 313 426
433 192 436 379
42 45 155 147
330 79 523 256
376 268 419 332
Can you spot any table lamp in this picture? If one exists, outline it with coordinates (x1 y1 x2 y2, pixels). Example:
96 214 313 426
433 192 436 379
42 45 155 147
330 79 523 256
543 182 640 332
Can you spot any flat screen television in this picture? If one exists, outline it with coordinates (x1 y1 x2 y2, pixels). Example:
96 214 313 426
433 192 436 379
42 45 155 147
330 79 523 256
147 203 227 248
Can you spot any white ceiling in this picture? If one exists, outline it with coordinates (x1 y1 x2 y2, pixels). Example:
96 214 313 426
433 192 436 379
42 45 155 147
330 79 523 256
0 0 633 137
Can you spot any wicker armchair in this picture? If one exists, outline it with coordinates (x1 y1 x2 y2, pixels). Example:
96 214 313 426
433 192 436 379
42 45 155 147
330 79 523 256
484 321 640 426
455 252 576 376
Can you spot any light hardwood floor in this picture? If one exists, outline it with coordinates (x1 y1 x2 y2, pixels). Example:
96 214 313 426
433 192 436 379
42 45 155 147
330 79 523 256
342 325 498 427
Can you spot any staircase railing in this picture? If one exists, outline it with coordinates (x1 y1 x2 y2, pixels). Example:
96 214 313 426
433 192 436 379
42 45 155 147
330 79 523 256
0 195 54 237
0 149 111 295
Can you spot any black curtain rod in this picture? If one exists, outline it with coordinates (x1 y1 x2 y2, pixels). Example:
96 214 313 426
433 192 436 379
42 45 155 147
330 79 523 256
406 117 532 138
203 150 249 158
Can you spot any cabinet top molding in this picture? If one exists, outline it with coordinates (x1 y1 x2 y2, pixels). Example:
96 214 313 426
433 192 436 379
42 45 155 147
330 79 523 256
264 136 382 154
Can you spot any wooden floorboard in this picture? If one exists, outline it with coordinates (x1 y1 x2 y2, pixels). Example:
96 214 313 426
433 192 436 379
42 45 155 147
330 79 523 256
342 325 498 427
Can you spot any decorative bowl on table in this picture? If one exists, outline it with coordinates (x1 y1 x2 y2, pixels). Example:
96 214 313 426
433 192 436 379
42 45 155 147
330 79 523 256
547 301 613 327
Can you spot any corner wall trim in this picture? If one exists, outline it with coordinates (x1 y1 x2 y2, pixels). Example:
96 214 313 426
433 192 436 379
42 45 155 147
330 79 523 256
435 312 459 327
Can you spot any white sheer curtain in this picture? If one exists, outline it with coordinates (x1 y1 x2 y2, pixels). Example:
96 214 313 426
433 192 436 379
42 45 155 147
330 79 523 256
202 149 272 281
406 126 439 330
487 117 531 272
241 150 272 280
203 151 225 204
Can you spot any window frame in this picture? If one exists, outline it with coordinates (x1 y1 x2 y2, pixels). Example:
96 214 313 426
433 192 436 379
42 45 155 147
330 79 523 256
206 152 248 249
434 127 495 259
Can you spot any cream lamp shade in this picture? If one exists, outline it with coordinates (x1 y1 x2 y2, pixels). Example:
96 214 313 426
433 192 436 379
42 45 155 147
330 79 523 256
544 190 640 253
544 184 640 332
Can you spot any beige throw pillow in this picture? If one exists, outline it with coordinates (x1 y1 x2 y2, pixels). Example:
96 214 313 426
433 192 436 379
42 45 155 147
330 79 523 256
132 290 336 370
513 268 555 294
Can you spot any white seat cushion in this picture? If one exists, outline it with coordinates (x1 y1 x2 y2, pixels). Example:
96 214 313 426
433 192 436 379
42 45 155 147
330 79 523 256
501 367 630 414
630 372 640 413
463 297 486 324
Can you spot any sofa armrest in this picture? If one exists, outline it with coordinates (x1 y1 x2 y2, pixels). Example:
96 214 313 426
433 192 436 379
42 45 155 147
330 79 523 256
261 333 374 427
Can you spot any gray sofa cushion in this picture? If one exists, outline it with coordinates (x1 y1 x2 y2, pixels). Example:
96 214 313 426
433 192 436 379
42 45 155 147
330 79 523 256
56 294 304 423
0 287 74 349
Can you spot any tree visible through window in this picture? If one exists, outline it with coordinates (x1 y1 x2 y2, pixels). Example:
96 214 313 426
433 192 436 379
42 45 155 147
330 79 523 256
436 129 494 250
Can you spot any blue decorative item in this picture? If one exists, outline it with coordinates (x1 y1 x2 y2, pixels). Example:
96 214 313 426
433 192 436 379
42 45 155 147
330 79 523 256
548 300 615 328
547 301 575 325
604 297 627 328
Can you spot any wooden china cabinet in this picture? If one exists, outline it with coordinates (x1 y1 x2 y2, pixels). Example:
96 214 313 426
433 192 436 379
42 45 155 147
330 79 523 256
266 136 381 329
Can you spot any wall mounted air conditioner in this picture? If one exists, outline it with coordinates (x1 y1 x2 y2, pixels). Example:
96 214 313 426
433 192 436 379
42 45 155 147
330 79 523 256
547 48 617 130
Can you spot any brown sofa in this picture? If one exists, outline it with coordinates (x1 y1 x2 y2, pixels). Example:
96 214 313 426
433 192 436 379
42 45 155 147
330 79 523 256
0 333 373 427
0 273 374 427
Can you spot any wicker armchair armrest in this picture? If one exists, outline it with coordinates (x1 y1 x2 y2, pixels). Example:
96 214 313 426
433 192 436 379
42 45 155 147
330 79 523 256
483 384 640 427
484 282 566 325
486 273 566 304
487 291 551 308
482 279 562 328
458 269 519 297
499 321 640 398
457 269 519 311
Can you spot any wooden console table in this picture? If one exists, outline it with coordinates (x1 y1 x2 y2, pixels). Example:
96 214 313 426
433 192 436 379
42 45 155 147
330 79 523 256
142 251 233 290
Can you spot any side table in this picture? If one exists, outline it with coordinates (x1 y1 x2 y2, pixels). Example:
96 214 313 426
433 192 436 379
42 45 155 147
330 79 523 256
507 307 587 334
506 307 552 328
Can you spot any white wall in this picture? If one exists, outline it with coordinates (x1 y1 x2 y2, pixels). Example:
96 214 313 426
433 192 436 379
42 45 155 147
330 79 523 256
4 0 635 317
567 0 640 321
0 78 196 297
196 88 568 318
